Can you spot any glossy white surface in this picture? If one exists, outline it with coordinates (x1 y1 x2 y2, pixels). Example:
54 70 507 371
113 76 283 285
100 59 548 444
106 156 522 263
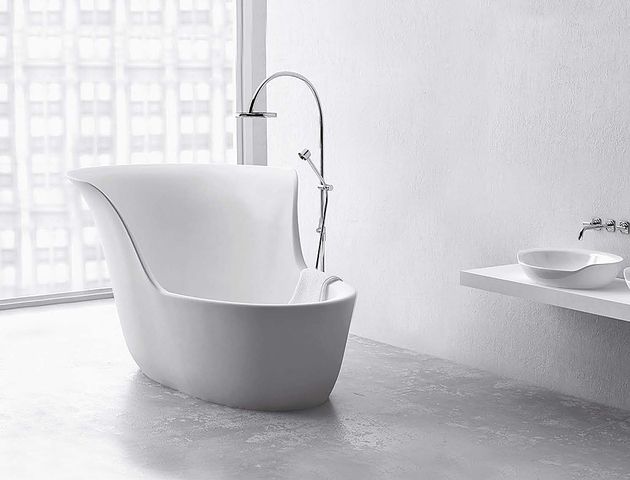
517 248 623 289
461 264 630 322
68 164 356 411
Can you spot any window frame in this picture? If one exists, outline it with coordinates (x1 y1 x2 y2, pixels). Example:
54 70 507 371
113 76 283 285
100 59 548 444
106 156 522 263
236 0 268 166
0 0 267 310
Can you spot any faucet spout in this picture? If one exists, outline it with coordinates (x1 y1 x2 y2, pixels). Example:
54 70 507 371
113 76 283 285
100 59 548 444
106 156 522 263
578 218 605 240
578 224 601 240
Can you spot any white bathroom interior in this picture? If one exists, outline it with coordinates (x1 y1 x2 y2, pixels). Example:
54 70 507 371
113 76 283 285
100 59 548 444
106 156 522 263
2 1 630 479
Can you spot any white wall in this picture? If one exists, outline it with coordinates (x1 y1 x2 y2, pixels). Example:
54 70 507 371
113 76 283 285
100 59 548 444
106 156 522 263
266 0 630 409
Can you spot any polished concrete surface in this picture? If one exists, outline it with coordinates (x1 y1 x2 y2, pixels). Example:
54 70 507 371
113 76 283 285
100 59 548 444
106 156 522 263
1 300 630 479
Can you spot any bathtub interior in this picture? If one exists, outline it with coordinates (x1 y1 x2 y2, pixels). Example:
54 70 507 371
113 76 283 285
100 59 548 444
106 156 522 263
69 164 311 304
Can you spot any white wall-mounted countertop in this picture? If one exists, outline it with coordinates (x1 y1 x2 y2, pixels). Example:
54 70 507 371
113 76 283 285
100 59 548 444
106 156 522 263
461 264 630 322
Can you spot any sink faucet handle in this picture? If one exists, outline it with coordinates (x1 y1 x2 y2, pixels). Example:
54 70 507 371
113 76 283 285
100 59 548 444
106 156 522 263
582 217 602 227
619 220 630 234
605 219 616 232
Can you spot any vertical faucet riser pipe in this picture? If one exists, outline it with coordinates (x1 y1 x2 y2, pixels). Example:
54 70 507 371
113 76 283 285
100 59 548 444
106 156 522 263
239 71 328 271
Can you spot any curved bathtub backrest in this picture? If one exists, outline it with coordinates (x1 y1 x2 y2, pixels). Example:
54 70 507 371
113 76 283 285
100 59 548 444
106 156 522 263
69 164 306 304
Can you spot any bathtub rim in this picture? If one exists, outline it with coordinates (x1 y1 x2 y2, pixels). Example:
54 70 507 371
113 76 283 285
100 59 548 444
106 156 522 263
164 282 357 309
67 167 357 309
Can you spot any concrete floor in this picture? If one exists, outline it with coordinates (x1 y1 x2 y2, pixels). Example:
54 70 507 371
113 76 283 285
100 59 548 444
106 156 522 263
1 300 630 479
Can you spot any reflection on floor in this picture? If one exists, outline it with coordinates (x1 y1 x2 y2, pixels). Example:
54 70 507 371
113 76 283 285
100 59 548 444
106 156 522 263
1 299 629 480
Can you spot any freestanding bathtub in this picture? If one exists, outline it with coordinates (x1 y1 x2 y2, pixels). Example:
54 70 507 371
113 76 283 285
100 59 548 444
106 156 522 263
68 164 356 411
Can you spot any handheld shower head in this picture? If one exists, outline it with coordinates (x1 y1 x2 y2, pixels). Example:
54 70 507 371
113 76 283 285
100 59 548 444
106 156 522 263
297 148 332 191
298 149 311 161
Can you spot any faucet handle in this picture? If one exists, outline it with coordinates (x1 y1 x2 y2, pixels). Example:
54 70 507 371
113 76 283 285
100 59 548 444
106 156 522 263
605 219 616 232
619 220 630 234
582 217 602 228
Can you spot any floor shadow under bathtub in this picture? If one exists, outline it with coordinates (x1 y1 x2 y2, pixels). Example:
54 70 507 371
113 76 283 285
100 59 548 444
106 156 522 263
114 371 374 480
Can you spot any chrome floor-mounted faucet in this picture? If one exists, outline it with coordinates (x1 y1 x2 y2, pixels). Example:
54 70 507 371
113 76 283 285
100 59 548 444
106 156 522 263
236 71 331 272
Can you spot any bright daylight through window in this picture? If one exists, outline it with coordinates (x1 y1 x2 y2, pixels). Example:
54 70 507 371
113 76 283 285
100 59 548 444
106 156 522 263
0 0 236 299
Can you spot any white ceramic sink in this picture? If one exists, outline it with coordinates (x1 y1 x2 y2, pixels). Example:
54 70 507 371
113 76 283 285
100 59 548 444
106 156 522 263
517 248 623 289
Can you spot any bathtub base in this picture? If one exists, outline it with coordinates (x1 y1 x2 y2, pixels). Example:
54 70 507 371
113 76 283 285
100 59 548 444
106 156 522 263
138 367 337 412
120 292 353 412
142 369 333 411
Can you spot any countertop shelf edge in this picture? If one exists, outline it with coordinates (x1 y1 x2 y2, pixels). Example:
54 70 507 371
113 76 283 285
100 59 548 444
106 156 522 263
460 264 630 322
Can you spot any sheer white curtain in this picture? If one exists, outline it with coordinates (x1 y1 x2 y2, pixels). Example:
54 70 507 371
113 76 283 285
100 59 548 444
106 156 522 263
0 0 236 299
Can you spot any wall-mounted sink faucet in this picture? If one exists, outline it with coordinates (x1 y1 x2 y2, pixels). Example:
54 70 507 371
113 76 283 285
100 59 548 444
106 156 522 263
578 217 630 240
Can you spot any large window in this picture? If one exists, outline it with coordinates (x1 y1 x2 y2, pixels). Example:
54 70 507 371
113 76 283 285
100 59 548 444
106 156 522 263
0 0 237 300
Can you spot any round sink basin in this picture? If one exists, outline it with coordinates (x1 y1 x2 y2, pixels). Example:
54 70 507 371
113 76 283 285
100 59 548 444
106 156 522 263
517 248 624 289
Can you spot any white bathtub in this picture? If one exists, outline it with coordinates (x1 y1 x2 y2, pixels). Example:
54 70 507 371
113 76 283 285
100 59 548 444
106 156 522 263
68 164 356 411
